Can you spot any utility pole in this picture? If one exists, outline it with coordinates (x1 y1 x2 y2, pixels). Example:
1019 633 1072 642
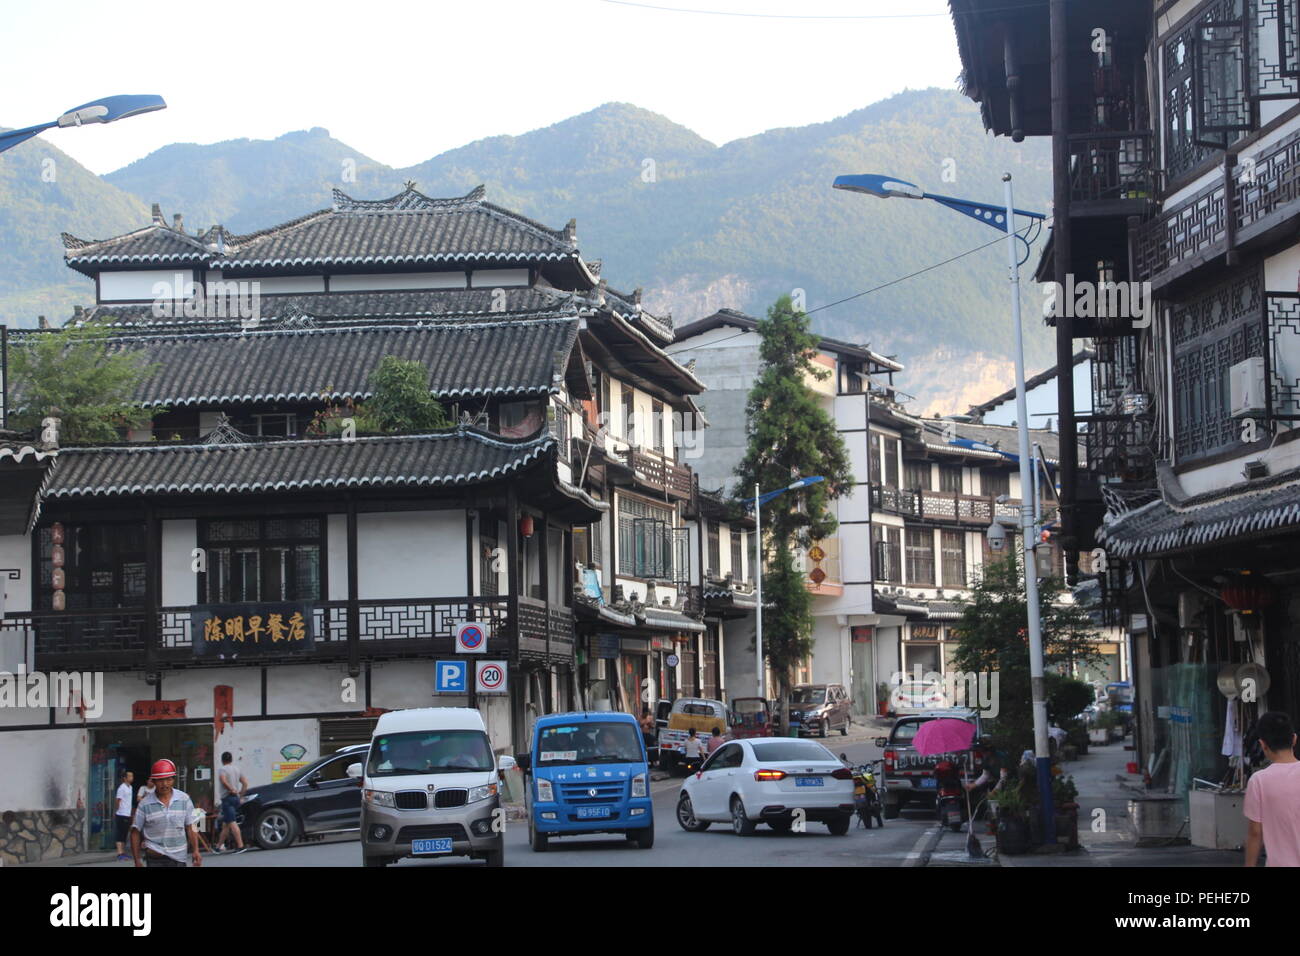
1004 173 1056 845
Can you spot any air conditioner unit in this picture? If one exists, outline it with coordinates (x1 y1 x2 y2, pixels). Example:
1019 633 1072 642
1229 357 1267 419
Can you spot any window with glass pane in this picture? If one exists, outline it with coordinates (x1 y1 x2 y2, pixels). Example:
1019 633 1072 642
200 518 323 603
939 466 963 494
617 496 674 577
883 439 900 488
652 400 665 452
38 522 147 610
872 525 901 583
981 469 1010 498
870 435 882 483
941 530 966 588
905 527 935 586
904 462 930 491
707 522 721 577
730 529 744 582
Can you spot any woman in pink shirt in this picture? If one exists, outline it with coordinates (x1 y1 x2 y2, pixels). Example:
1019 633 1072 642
1244 711 1300 867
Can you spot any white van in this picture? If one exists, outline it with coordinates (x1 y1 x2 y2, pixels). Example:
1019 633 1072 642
349 707 515 867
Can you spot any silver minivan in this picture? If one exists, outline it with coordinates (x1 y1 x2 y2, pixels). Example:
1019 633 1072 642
349 707 515 867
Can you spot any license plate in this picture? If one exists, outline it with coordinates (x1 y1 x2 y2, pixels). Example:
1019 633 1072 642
796 777 825 787
920 777 937 789
412 838 453 855
577 805 611 819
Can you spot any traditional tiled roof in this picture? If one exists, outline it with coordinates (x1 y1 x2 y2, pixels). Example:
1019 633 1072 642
53 318 579 408
913 418 1065 464
220 186 577 269
42 429 555 500
1098 469 1300 559
63 186 584 273
62 224 212 269
73 288 582 327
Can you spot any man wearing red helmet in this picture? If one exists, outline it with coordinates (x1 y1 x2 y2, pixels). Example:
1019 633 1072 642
130 758 202 868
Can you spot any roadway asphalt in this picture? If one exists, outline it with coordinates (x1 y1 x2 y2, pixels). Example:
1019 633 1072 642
71 736 945 868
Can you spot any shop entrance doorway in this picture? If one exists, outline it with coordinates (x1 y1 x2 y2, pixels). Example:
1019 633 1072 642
88 724 214 852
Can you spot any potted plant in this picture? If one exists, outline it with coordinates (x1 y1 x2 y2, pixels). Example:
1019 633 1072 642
1095 709 1122 743
990 786 1032 855
875 682 892 717
1051 773 1080 850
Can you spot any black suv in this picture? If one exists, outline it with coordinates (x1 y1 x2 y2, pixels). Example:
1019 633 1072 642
237 744 369 850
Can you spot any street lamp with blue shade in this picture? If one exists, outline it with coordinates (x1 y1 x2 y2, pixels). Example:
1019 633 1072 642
1 94 167 154
835 167 1057 845
833 173 1046 233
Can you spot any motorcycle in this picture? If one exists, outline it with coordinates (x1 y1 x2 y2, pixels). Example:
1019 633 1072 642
934 758 966 831
842 755 885 829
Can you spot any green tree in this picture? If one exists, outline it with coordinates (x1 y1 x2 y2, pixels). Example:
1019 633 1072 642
950 554 1101 756
9 324 157 442
733 295 854 730
309 356 450 436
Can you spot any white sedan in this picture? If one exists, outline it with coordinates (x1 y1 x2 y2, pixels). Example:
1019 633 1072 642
676 737 856 836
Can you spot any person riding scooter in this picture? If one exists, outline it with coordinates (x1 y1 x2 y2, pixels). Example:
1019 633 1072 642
679 728 706 775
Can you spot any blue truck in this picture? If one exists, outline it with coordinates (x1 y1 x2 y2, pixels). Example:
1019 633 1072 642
517 711 654 851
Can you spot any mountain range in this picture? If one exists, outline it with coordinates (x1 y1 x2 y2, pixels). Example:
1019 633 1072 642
0 88 1055 413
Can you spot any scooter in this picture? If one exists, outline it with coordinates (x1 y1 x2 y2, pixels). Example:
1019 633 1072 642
842 755 885 829
934 759 965 832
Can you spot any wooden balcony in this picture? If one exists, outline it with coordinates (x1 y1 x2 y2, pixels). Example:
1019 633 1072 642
871 484 1026 526
13 594 577 673
1134 128 1300 290
1067 131 1155 214
615 447 694 500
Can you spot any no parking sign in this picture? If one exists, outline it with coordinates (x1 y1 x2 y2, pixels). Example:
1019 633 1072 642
455 621 488 654
475 660 508 695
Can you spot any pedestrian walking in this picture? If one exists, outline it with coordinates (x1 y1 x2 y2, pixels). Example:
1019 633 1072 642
1245 711 1300 867
705 725 728 755
137 777 155 804
215 751 248 853
113 770 134 861
130 758 201 868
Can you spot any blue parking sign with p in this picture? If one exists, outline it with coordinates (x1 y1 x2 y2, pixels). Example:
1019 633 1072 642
436 660 468 693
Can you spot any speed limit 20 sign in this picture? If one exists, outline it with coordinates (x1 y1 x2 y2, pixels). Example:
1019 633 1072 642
475 660 508 695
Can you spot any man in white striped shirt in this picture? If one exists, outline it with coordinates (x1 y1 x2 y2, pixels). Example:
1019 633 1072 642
131 758 202 868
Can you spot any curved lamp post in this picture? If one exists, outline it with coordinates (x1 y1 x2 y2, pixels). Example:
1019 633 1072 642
834 171 1058 845
0 94 167 155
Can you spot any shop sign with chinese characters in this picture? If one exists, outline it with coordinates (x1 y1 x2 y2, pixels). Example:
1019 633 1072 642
132 700 188 720
191 604 315 659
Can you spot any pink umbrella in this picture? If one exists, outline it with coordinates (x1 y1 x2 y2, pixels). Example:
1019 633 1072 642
912 717 982 858
912 718 975 755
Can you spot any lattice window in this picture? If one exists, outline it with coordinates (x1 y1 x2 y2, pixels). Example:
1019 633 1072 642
1166 0 1251 180
1171 266 1265 460
1253 0 1300 97
1268 293 1300 417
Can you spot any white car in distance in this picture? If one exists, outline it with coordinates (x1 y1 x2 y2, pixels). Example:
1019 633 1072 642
676 738 856 836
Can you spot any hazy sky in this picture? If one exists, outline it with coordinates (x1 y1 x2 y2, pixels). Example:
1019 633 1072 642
5 0 964 175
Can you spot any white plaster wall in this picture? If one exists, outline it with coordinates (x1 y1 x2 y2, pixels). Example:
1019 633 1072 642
265 664 356 715
237 275 325 295
331 272 466 292
149 667 265 720
0 727 86 809
357 511 467 599
0 534 32 615
98 270 193 302
370 660 448 710
220 718 321 790
469 269 529 288
327 514 348 601
161 520 197 607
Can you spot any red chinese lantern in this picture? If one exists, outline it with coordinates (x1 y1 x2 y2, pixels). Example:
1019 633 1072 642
1220 578 1275 615
51 522 64 545
519 514 535 538
52 591 66 611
